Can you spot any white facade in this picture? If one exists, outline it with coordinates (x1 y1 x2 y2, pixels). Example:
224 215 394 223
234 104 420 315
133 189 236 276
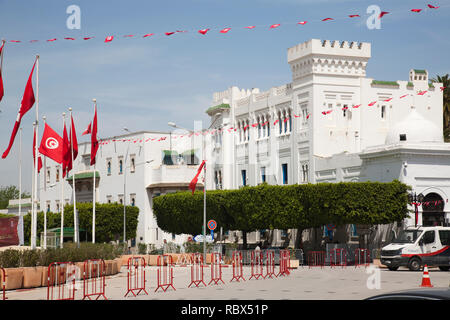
39 130 205 246
205 39 449 244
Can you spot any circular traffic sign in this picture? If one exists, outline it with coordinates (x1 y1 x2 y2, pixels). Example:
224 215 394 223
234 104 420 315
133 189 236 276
207 220 217 231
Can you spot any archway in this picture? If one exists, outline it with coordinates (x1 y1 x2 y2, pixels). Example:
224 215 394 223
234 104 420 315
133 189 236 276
421 192 445 226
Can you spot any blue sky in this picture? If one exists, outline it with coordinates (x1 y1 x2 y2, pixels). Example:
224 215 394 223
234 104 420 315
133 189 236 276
0 0 449 192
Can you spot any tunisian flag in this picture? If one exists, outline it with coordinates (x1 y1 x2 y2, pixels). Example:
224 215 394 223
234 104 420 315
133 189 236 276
0 41 5 103
82 122 91 136
189 160 206 195
90 105 99 165
39 123 64 164
70 115 78 160
2 59 36 159
62 123 70 178
33 126 42 173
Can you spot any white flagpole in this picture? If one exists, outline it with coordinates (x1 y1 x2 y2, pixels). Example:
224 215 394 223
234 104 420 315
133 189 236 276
18 127 24 245
92 98 96 244
61 112 66 248
69 107 79 247
31 123 35 249
31 55 39 249
43 116 47 192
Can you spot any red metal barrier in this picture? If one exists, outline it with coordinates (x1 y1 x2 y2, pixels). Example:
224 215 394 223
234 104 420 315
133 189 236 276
188 253 206 288
124 256 148 297
83 259 107 300
249 250 264 280
208 253 225 285
308 251 325 268
277 249 291 277
1 268 6 300
329 248 347 268
265 250 276 279
47 262 76 300
354 248 371 268
155 254 176 292
230 251 245 282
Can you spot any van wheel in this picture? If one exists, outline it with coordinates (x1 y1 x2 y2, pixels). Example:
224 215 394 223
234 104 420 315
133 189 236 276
408 257 421 271
439 266 450 271
388 266 399 271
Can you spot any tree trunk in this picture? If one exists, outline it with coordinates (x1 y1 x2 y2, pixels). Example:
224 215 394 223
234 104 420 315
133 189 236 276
242 231 247 250
294 228 304 249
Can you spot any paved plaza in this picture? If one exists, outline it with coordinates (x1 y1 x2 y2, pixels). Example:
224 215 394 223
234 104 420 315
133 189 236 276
4 264 450 300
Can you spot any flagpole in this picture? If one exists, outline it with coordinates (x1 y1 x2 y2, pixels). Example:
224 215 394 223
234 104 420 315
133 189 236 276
31 122 36 249
43 116 47 192
0 40 4 74
61 112 65 248
31 55 39 249
92 98 96 244
69 107 79 247
18 127 23 246
203 133 206 263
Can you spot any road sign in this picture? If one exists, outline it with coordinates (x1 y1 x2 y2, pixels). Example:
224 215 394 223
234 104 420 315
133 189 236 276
193 235 213 243
207 220 217 231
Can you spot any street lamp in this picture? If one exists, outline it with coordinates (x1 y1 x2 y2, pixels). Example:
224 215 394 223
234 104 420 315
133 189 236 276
408 192 424 227
168 114 222 262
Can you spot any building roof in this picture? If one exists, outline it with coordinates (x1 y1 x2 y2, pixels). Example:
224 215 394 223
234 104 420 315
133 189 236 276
371 80 399 86
413 69 427 74
206 103 230 115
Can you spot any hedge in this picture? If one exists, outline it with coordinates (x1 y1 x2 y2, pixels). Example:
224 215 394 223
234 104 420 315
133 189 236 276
153 181 410 235
23 203 139 245
0 243 125 268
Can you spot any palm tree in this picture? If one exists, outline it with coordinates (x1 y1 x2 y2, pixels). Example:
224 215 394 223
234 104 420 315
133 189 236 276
431 74 450 142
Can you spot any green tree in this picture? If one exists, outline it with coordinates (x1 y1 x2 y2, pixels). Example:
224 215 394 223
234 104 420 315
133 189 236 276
431 74 450 141
0 185 31 209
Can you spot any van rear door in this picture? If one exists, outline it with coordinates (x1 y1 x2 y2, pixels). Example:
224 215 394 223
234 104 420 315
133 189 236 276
437 230 450 266
420 230 438 265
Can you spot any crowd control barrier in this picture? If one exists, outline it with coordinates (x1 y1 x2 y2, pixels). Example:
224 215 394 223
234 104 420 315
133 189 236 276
83 259 107 300
230 251 245 282
277 249 291 277
355 249 371 268
265 250 276 279
124 256 148 297
189 253 206 288
249 250 264 280
1 268 5 300
155 254 176 292
307 251 325 268
329 248 347 268
47 262 76 300
208 253 225 285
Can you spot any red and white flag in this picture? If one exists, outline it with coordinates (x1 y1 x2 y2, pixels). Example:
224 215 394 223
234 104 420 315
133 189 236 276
384 98 393 102
165 32 175 36
198 29 210 35
83 37 94 40
189 160 206 195
143 33 154 38
90 104 99 165
2 59 36 159
104 36 114 43
440 87 447 91
64 37 76 40
428 4 440 9
33 126 42 173
245 26 256 29
47 38 57 42
0 41 4 103
418 90 428 96
39 123 64 164
70 114 78 164
411 9 422 13
220 28 231 33
297 21 307 25
270 24 281 29
349 14 360 18
400 94 408 99
322 18 333 21
379 11 389 18
368 101 377 106
353 104 361 108
82 122 91 136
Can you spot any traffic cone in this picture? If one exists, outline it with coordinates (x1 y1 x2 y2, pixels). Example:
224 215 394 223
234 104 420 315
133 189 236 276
420 264 433 287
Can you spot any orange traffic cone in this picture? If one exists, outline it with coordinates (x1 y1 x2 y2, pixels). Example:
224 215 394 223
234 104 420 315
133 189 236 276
420 264 433 287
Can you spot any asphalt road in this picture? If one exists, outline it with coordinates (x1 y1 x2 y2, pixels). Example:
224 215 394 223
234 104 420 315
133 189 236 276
4 264 449 301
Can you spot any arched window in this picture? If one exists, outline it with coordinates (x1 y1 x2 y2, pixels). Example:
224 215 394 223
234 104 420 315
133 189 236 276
258 116 261 139
278 111 282 134
107 161 111 175
119 160 123 174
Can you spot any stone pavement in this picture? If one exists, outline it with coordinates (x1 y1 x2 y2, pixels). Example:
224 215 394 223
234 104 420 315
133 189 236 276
4 264 450 300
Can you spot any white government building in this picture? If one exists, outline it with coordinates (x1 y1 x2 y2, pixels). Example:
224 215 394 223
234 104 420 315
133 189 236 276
39 39 449 248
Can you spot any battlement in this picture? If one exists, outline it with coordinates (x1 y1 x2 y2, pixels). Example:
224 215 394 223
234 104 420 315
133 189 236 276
288 39 371 63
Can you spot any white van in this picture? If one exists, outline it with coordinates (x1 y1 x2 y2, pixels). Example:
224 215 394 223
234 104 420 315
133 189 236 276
380 226 450 271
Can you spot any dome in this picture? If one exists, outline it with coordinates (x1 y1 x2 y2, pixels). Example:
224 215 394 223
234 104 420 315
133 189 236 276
385 109 442 145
